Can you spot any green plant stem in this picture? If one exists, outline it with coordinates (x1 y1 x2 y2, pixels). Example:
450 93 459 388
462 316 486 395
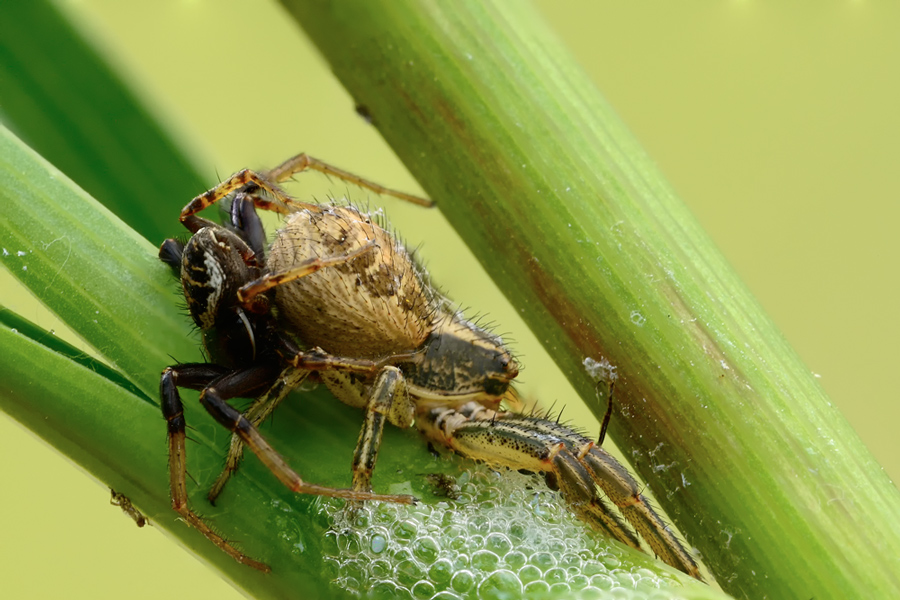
282 1 900 598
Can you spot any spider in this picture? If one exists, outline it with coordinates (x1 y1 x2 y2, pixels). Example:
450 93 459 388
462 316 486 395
158 153 700 579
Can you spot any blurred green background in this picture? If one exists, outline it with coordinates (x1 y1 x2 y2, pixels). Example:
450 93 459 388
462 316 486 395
1 1 897 598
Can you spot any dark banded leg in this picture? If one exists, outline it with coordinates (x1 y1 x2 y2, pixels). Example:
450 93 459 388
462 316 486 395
161 363 416 572
350 367 415 493
178 169 298 225
207 367 311 504
418 402 701 580
548 450 642 550
160 363 270 571
199 376 417 505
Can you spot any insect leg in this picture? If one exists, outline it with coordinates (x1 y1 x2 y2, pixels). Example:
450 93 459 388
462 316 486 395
207 367 310 505
265 153 433 207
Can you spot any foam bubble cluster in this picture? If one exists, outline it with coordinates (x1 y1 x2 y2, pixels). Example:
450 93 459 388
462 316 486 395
320 467 687 599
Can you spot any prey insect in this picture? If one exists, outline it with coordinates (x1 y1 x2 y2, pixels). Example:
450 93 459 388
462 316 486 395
158 153 700 579
110 488 147 528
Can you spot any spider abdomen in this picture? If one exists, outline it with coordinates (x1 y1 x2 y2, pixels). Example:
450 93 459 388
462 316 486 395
268 205 433 358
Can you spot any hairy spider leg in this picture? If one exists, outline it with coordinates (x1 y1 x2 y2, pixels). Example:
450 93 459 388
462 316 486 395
419 402 702 581
265 153 433 208
346 367 416 493
160 363 270 571
161 363 417 572
178 153 431 231
236 239 377 308
179 169 297 226
207 367 310 505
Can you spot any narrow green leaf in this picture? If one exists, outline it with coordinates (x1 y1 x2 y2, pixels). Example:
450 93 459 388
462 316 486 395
0 125 196 395
282 1 900 598
0 0 206 242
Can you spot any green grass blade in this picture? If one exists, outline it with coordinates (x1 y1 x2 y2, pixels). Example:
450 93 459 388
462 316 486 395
282 1 900 598
0 0 206 242
0 124 197 395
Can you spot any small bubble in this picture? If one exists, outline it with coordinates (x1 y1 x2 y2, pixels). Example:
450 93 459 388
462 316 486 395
412 536 440 562
517 564 542 583
468 514 492 536
394 559 425 587
451 569 475 593
463 534 486 554
589 574 615 590
477 569 522 600
368 579 406 600
428 558 454 585
432 593 462 600
578 586 606 600
370 559 391 578
352 509 370 528
569 574 590 590
523 579 550 598
559 552 582 569
451 553 470 571
582 560 607 577
338 575 360 592
530 551 557 571
602 554 622 570
369 531 388 554
504 550 527 570
339 558 365 579
485 532 512 555
544 567 567 584
634 568 662 590
445 524 467 551
472 549 500 571
337 531 361 554
411 580 435 599
393 548 415 564
393 518 419 540
508 520 528 541
613 570 637 588
322 556 340 579
546 539 567 554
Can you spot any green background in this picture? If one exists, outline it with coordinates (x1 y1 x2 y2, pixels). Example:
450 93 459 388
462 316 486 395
1 1 897 598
